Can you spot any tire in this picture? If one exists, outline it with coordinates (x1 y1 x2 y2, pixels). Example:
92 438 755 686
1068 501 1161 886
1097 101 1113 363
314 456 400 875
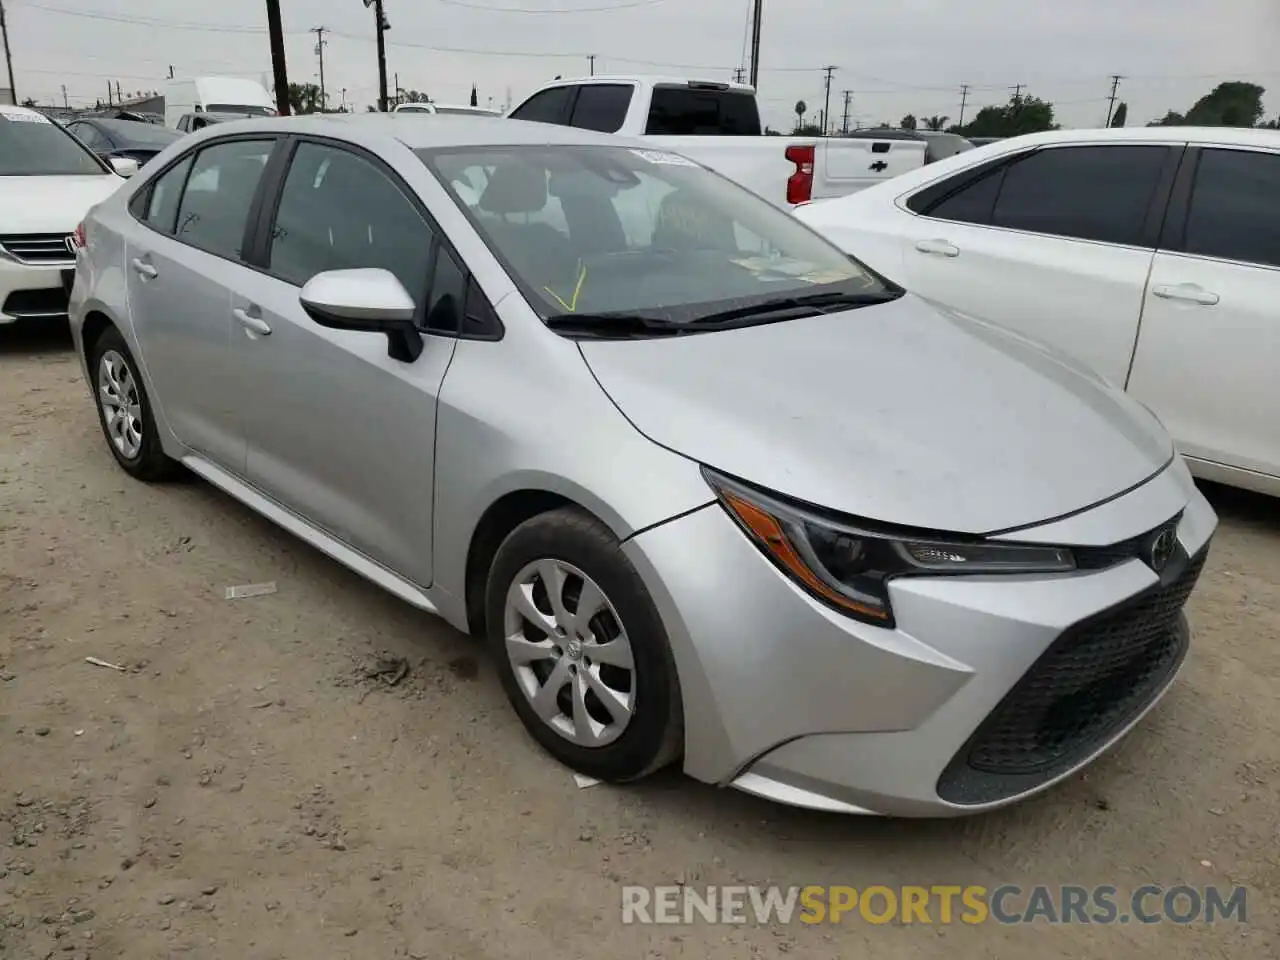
88 326 182 482
486 506 683 782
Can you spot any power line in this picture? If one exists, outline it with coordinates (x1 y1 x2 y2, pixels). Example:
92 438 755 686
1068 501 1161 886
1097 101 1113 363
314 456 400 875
432 0 667 12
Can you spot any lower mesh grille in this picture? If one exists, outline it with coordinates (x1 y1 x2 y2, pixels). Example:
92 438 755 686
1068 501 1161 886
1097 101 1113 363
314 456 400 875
937 549 1205 805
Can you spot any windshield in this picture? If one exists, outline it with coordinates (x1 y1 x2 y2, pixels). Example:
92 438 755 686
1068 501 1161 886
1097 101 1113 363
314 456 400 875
423 145 889 323
97 120 181 146
206 104 274 116
0 108 106 176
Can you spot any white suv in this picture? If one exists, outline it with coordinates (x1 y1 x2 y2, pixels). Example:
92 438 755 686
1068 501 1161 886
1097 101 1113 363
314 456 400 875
0 106 133 325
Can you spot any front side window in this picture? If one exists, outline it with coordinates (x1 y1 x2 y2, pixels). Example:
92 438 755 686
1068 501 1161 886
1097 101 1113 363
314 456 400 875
989 145 1169 246
174 139 273 259
268 141 433 303
1182 148 1280 269
0 108 107 176
425 145 889 325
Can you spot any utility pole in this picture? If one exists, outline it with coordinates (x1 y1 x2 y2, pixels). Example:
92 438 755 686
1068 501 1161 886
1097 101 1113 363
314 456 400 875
747 0 763 90
168 64 175 79
821 65 837 136
1105 74 1124 126
311 26 328 110
588 54 596 76
266 0 290 115
106 81 113 107
958 83 970 127
117 81 123 105
61 84 68 109
1011 83 1023 101
0 1 16 105
733 66 745 84
373 0 390 111
840 89 852 134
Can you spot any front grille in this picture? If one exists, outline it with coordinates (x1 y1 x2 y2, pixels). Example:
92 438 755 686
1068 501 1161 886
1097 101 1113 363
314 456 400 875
937 548 1206 805
2 286 70 318
0 233 76 266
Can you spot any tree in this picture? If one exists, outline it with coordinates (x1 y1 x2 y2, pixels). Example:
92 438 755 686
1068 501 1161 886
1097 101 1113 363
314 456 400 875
1260 116 1280 129
959 91 1056 138
287 82 325 114
1109 102 1128 127
1185 81 1265 127
470 84 478 107
923 115 949 131
900 113 918 130
1147 110 1185 127
794 100 807 132
795 123 823 136
400 89 430 104
19 97 36 108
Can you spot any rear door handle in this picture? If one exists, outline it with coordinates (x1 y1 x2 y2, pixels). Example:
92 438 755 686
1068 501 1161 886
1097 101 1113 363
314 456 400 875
915 239 960 258
130 258 157 279
233 307 272 336
1151 283 1219 306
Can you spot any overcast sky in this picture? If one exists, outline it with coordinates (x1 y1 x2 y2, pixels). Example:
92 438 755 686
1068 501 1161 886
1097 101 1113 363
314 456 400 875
7 0 1277 130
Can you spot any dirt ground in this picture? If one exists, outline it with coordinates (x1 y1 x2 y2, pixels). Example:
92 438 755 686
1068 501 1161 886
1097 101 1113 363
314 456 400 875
1 322 1276 960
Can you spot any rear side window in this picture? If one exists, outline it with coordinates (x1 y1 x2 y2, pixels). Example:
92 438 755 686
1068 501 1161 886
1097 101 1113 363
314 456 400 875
1182 149 1280 268
645 87 761 136
142 155 194 233
568 84 633 133
509 87 573 125
990 145 1168 246
174 139 273 260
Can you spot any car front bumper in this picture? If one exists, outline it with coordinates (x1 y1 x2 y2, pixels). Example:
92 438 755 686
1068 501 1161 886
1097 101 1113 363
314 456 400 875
621 458 1216 817
0 253 76 324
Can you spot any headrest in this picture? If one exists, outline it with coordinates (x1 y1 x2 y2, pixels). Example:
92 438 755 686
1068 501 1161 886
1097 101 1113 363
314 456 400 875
478 163 548 215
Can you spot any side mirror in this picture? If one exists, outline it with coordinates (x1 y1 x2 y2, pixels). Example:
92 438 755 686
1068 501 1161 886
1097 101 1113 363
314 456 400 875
299 268 423 363
109 156 139 178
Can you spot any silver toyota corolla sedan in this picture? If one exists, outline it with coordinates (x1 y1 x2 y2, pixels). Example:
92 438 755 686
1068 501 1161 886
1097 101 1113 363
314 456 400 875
68 115 1216 817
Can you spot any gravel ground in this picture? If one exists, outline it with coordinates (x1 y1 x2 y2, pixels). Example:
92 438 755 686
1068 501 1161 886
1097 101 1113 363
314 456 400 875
1 322 1277 960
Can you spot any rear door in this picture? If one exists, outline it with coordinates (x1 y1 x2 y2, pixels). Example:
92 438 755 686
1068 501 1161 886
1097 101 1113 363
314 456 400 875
123 136 278 471
1128 145 1280 479
224 138 459 586
896 142 1179 386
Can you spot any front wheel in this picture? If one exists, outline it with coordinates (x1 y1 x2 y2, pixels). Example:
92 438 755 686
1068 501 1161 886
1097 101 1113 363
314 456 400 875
486 507 682 782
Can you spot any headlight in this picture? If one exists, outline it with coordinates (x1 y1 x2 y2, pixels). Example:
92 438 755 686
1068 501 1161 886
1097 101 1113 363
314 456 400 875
704 468 1075 628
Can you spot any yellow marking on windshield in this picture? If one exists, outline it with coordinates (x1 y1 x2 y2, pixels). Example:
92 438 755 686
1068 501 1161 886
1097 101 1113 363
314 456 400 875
544 260 588 313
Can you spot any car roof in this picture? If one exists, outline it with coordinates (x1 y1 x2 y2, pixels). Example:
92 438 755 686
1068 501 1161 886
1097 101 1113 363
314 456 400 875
209 113 645 150
984 126 1280 148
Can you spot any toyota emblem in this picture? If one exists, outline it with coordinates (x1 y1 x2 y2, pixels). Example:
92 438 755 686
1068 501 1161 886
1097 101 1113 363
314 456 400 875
1148 527 1177 573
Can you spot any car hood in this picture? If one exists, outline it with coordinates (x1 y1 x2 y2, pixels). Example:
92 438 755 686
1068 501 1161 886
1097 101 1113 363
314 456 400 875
0 175 122 233
579 295 1173 534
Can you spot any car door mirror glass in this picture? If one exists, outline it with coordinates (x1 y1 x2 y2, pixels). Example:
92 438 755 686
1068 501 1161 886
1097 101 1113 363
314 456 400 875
300 268 424 363
109 156 139 177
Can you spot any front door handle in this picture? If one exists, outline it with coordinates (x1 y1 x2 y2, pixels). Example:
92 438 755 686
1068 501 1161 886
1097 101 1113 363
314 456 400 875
233 307 272 336
1151 283 1219 306
130 258 158 279
915 239 960 258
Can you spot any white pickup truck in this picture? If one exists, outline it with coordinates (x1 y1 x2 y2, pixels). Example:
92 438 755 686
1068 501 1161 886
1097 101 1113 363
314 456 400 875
505 76 926 207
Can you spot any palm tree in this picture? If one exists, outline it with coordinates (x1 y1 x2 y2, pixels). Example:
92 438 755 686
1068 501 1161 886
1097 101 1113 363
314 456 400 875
923 115 949 131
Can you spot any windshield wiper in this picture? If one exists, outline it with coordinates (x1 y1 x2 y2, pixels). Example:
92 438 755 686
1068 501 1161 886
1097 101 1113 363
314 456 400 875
689 289 903 327
544 313 691 339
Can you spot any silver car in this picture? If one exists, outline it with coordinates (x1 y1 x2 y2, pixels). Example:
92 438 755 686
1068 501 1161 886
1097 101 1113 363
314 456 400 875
69 116 1216 817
